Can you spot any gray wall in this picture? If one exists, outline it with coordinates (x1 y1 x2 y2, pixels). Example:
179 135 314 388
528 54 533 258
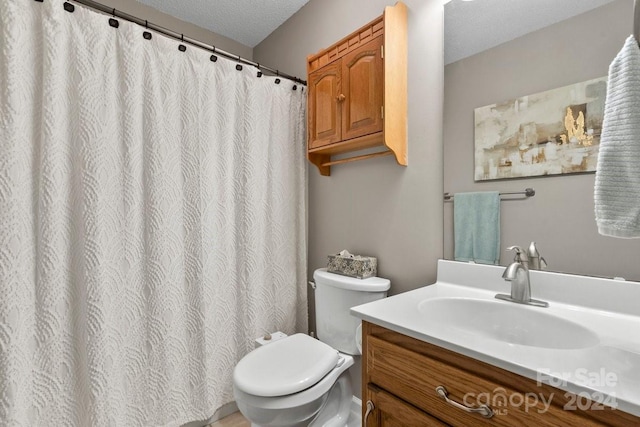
254 0 444 315
89 0 252 59
254 0 444 399
444 0 640 281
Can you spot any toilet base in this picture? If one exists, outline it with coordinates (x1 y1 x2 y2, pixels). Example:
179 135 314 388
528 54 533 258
249 396 361 427
238 369 354 427
308 372 352 427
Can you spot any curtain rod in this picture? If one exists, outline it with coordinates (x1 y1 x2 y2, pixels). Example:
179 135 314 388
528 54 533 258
443 188 535 201
66 0 307 86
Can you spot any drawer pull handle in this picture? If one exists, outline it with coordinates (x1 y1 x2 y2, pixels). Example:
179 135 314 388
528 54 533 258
364 400 375 425
435 385 494 419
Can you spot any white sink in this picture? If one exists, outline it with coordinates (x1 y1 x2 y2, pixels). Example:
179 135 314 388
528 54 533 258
418 297 600 349
351 260 640 417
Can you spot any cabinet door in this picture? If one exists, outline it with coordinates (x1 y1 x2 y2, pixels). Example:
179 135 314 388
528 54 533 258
366 335 608 427
341 36 384 141
308 62 341 149
366 385 448 427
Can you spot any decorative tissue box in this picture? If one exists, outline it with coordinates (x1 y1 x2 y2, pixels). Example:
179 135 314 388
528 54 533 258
327 250 377 279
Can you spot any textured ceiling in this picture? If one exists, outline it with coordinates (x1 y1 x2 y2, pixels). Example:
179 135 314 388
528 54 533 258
134 0 310 48
445 0 617 65
135 0 620 61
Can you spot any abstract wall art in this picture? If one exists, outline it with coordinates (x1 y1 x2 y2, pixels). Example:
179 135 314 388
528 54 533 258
474 76 607 181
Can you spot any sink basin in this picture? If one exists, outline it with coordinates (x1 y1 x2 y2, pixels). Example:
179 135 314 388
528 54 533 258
418 298 600 350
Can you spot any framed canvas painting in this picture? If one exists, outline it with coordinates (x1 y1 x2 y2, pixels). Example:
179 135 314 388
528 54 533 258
474 77 607 181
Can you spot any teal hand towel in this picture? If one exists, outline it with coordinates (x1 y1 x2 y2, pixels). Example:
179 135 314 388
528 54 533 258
454 192 500 265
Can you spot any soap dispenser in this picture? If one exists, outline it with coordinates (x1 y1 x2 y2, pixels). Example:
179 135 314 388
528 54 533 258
527 241 547 270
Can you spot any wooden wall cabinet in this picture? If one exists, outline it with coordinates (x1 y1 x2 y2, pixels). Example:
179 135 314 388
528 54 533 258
306 2 407 176
362 322 640 427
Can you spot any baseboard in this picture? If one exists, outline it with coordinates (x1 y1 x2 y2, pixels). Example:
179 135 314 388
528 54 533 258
348 396 362 427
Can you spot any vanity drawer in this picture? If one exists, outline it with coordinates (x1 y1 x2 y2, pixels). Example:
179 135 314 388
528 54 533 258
367 384 448 426
366 335 602 427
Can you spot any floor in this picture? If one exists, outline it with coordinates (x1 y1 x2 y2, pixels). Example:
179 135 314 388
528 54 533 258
208 412 250 427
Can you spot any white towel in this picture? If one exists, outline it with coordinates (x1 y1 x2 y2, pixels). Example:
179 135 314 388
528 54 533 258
595 35 640 238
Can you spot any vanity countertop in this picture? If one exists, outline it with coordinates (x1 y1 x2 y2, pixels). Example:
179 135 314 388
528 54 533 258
351 260 640 417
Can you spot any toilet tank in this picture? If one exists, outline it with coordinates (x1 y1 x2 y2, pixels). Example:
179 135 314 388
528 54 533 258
313 268 390 355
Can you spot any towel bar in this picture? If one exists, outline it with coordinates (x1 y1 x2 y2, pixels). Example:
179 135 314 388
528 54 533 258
444 188 535 201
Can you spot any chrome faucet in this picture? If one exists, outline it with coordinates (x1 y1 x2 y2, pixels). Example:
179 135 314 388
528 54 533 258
495 246 549 308
527 241 547 270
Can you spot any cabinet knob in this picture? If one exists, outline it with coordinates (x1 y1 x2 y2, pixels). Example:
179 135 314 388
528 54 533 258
336 94 346 102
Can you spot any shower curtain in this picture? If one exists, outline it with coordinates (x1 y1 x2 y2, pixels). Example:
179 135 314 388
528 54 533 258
0 1 307 426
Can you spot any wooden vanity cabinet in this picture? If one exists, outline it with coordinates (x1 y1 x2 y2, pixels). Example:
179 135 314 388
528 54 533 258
362 322 640 427
306 2 407 176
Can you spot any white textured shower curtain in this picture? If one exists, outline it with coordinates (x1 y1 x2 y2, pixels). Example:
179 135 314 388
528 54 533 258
0 1 307 426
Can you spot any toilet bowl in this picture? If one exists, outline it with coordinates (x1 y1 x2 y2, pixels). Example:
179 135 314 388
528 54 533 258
233 269 390 427
234 334 354 427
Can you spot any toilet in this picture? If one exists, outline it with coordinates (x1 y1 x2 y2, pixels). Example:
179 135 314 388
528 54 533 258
233 268 390 427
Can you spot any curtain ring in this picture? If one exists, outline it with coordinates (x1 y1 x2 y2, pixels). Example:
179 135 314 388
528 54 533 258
108 9 119 28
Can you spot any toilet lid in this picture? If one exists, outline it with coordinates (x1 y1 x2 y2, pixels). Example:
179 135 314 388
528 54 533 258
233 333 340 397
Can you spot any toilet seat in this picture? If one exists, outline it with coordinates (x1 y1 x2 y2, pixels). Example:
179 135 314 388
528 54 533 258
234 333 340 397
234 351 354 411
